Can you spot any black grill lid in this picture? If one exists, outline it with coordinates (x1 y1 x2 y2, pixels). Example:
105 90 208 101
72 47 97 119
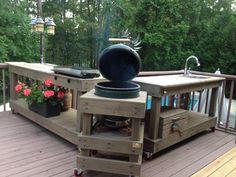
98 44 141 82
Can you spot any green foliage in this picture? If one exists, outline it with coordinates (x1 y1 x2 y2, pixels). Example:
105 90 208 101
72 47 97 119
129 0 236 74
0 0 39 62
0 0 235 75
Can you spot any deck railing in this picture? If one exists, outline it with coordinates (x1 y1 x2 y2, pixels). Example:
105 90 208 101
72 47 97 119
0 62 235 133
0 63 8 112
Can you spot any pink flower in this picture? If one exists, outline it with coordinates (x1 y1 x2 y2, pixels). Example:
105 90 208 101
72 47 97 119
23 89 31 96
15 84 22 93
44 79 52 87
44 90 54 98
57 91 65 99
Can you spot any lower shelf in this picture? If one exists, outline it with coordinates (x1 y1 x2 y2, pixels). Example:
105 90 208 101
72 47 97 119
77 154 141 176
78 124 144 155
144 111 217 153
10 99 78 145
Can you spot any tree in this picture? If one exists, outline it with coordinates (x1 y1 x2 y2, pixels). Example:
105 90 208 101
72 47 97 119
0 0 38 62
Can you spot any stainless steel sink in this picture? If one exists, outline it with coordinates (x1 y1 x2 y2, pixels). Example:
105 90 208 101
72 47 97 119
181 75 210 79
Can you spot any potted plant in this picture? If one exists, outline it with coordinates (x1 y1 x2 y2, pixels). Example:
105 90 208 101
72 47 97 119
15 79 65 118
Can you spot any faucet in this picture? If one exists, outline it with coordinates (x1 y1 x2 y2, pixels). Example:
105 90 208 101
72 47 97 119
184 55 200 76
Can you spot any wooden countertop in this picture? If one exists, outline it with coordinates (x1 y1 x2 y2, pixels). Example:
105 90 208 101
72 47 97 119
7 62 55 73
7 62 105 91
133 74 225 97
6 62 104 80
133 74 225 88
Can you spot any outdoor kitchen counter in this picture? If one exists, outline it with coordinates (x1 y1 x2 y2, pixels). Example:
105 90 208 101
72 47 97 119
7 62 104 93
7 62 104 145
133 74 225 155
134 74 224 97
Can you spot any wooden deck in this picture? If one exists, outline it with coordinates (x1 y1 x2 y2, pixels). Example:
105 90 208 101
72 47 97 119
191 146 236 177
0 111 235 177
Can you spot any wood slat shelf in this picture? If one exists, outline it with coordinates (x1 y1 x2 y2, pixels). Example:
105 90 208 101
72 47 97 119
144 111 217 153
10 99 78 145
77 155 142 176
78 124 144 155
134 74 224 156
77 90 147 176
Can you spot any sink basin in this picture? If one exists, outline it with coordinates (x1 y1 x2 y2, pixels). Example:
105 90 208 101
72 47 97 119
181 75 210 79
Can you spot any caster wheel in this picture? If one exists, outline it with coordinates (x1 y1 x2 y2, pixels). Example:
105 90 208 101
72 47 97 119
89 150 98 156
143 152 153 161
211 127 216 132
92 150 98 155
74 168 83 177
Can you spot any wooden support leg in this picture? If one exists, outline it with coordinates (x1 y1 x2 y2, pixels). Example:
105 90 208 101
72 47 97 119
72 90 84 109
80 113 93 156
129 119 141 162
76 92 86 132
149 97 161 139
209 87 218 117
129 118 142 177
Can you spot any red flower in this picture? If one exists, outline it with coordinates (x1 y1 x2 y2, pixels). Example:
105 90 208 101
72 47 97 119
44 79 52 87
23 89 31 96
57 91 65 99
15 84 22 93
44 90 55 98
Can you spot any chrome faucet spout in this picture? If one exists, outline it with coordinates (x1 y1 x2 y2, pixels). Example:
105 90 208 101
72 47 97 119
184 55 200 76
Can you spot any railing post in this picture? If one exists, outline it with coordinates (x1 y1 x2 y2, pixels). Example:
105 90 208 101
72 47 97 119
197 92 202 112
2 69 6 111
204 89 209 114
191 91 195 111
9 72 18 101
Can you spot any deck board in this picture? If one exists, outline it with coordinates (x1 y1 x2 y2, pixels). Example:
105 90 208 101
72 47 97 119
0 111 235 177
191 146 236 177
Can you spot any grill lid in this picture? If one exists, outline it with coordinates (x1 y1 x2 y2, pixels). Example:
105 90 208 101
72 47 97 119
98 44 141 82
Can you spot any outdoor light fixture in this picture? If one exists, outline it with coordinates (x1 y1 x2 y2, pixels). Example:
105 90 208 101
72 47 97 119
29 18 37 33
35 16 45 33
45 18 56 35
30 17 56 34
29 0 56 64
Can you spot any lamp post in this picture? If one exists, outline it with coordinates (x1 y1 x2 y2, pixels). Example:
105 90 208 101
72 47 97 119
30 0 56 64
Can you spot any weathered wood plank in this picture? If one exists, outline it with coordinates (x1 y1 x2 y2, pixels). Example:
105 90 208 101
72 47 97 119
0 111 235 177
77 155 141 176
79 90 147 118
7 62 104 91
143 133 235 177
78 133 143 155
148 97 161 139
209 87 218 117
9 72 18 101
134 75 224 97
144 112 217 153
10 99 78 145
191 146 236 177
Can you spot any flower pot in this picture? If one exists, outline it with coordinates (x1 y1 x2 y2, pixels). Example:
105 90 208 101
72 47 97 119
62 91 72 111
28 102 61 118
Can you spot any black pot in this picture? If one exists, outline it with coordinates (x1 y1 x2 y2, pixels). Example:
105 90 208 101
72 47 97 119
29 102 61 118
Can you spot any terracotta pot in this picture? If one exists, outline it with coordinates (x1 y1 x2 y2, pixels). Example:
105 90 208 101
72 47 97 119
62 91 72 111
